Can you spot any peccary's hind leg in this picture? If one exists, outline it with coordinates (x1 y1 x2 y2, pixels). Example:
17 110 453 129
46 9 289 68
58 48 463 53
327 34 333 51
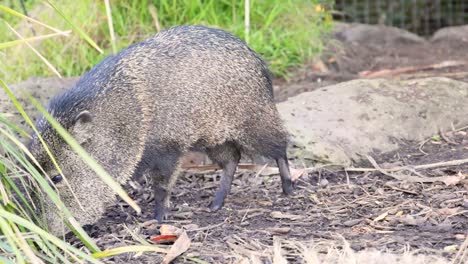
276 153 293 195
207 142 241 211
146 147 181 222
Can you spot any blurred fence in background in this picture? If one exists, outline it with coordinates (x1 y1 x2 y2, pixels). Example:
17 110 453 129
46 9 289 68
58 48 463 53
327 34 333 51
333 0 468 36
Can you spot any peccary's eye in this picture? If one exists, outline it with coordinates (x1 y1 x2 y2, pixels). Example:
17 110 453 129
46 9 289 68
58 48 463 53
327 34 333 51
51 174 63 184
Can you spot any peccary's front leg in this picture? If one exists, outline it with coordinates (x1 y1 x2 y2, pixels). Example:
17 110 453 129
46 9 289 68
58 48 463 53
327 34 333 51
153 170 179 222
207 142 241 211
146 147 181 222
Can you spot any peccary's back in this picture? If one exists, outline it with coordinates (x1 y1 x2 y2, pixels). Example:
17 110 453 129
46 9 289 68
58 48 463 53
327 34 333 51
48 25 287 163
113 25 287 154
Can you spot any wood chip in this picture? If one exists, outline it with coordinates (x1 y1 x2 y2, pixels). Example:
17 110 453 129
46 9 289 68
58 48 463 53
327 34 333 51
270 211 304 221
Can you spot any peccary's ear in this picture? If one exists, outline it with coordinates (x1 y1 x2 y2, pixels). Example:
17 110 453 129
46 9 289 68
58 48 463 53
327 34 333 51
74 111 93 124
72 110 93 145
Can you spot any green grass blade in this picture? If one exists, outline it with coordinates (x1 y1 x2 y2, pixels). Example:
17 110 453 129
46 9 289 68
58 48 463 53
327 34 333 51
0 115 31 139
0 128 101 254
0 5 66 34
0 80 101 253
0 208 103 264
44 0 103 54
36 238 72 264
104 0 117 54
0 31 71 50
0 216 25 264
91 245 168 259
0 255 17 264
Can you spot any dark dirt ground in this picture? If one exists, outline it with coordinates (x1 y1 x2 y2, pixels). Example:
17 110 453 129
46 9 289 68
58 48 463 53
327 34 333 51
67 28 468 263
75 130 468 263
273 28 468 102
73 130 468 263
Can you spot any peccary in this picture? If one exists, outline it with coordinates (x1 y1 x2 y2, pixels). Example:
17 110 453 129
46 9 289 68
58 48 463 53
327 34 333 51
28 25 293 236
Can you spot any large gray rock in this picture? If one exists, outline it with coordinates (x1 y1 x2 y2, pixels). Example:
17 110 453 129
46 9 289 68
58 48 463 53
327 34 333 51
431 25 468 43
333 22 426 45
279 77 468 166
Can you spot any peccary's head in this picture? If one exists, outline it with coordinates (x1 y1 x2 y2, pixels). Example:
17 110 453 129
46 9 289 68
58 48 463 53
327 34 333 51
28 77 147 236
28 109 117 236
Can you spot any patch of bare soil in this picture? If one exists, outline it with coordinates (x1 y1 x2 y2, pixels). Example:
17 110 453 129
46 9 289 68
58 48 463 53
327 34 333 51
69 128 467 263
273 28 468 102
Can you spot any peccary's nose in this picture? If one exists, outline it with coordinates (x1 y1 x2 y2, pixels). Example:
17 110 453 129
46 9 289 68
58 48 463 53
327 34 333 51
51 174 63 184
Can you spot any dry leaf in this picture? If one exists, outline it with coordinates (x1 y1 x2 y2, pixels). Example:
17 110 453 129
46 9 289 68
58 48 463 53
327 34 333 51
373 211 389 222
442 175 462 186
149 224 182 244
291 168 307 181
270 211 304 220
437 207 459 217
150 234 178 244
162 230 191 264
160 224 180 235
443 245 458 252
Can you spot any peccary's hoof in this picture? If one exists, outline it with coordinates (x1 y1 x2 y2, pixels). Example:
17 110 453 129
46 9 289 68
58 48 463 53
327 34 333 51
154 207 167 223
282 180 294 195
208 200 224 212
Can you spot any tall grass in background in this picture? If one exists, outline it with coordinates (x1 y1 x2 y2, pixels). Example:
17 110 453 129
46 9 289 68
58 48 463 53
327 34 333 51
0 0 333 83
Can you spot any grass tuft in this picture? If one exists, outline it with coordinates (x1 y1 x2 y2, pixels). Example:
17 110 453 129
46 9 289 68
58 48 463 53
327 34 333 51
0 0 333 82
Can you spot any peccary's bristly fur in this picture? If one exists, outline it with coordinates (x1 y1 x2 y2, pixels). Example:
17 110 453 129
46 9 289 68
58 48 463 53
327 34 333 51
28 25 293 236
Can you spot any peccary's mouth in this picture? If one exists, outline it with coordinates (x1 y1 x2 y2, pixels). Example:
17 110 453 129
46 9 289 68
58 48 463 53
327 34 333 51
82 224 98 237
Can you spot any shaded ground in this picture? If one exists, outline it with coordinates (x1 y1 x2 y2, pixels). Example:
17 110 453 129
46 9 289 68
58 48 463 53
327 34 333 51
72 127 467 263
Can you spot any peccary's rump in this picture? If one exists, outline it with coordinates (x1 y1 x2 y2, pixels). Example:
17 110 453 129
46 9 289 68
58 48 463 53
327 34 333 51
28 25 293 236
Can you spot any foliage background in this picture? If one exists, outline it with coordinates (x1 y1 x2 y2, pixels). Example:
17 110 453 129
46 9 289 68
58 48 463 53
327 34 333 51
1 0 333 82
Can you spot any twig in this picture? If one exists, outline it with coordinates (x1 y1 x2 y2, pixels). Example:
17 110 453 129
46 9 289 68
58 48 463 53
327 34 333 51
359 60 467 78
148 4 161 32
439 128 458 145
244 0 250 44
240 204 251 223
452 233 468 264
344 168 350 186
418 138 430 155
104 0 117 54
454 124 468 132
254 163 268 179
187 221 226 232
346 157 468 173
363 156 465 184
399 71 468 80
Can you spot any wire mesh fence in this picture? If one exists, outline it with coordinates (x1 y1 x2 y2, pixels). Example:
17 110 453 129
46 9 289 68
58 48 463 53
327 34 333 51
333 0 468 36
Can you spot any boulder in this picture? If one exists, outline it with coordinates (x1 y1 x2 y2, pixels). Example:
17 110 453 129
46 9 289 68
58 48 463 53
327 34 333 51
279 77 468 166
431 25 468 43
333 22 426 46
